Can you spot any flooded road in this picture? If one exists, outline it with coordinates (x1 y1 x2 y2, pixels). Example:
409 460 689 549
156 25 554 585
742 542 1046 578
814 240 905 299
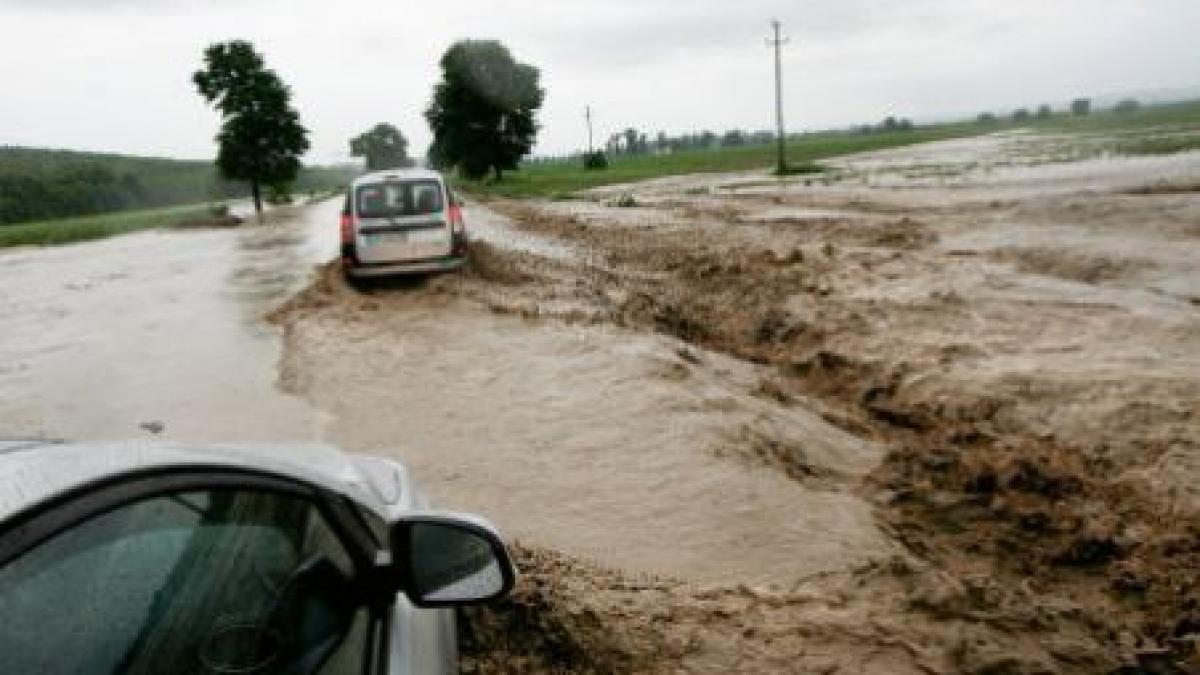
0 200 341 440
1 194 891 586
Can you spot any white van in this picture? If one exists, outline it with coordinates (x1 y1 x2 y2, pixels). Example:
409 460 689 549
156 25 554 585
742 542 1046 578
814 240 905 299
340 169 467 277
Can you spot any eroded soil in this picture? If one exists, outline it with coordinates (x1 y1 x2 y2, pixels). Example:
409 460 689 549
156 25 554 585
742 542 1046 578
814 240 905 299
272 134 1200 673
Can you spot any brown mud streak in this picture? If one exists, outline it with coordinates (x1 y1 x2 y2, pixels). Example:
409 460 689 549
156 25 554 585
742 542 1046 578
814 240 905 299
462 542 1115 674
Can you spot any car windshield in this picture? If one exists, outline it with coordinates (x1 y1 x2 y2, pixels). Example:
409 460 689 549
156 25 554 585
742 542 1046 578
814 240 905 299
356 181 443 218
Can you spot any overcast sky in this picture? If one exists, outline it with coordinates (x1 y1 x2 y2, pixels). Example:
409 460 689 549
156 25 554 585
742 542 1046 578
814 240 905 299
1 0 1197 164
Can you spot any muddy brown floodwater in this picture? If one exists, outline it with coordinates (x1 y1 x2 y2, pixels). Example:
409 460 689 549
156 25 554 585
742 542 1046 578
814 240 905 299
0 200 341 440
276 278 888 585
273 133 1200 673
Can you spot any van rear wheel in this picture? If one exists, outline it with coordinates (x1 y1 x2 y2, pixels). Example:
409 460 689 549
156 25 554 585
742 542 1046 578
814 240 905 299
341 261 369 292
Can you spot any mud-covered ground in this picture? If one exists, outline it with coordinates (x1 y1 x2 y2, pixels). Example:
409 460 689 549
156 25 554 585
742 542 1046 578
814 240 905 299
272 133 1200 673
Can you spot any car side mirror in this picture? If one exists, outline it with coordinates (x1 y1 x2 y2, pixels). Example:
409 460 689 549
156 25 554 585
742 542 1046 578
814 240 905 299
390 512 516 608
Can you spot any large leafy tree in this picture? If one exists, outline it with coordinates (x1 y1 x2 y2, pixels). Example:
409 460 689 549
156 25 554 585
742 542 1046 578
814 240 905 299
350 123 412 170
193 41 309 215
425 40 544 182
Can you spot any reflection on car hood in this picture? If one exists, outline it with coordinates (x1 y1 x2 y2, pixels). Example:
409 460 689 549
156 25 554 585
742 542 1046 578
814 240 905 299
0 440 403 523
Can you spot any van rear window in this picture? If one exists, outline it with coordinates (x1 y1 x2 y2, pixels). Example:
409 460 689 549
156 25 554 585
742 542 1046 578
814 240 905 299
356 181 443 218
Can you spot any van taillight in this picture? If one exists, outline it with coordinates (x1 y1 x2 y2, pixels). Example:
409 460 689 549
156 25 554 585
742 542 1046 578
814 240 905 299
449 205 465 233
340 213 354 243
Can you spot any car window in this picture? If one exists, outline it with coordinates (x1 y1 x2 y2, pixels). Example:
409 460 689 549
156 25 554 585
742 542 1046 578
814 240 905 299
0 489 370 675
356 180 443 218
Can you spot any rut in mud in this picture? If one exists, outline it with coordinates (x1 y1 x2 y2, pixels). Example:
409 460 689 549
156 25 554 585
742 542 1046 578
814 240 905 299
272 135 1200 673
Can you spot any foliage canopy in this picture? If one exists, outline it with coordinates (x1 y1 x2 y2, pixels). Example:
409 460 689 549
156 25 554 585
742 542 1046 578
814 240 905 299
350 123 412 170
193 40 309 213
426 40 544 181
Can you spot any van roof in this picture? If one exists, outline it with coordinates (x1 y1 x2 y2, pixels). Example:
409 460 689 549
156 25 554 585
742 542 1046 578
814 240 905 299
352 168 444 187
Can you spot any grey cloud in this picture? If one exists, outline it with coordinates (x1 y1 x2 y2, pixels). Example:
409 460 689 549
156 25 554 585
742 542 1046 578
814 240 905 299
519 0 993 68
1 0 1197 160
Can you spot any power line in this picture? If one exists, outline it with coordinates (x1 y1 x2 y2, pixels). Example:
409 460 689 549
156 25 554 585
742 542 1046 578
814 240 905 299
766 19 790 173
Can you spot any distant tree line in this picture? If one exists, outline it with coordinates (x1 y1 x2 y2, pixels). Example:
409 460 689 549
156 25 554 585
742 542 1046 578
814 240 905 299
598 128 782 156
852 116 915 134
0 147 350 225
590 117 922 159
976 98 1144 125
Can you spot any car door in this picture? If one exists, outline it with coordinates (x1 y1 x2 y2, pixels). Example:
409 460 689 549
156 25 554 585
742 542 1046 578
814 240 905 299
0 471 385 675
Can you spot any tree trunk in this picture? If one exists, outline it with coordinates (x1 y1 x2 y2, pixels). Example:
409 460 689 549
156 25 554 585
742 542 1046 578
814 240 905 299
492 165 502 183
251 180 263 221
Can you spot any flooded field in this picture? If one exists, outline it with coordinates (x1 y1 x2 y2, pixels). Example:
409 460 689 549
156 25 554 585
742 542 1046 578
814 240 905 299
274 132 1200 672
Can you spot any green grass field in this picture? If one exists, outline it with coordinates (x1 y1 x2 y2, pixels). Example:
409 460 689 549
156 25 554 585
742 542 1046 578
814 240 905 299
462 123 984 198
461 99 1200 199
0 204 212 249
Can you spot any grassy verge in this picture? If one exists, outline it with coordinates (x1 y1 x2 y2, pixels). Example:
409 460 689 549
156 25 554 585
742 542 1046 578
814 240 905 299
461 123 984 198
0 204 213 249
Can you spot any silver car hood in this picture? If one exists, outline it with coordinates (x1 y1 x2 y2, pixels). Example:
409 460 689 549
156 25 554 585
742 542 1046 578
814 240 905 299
0 439 408 523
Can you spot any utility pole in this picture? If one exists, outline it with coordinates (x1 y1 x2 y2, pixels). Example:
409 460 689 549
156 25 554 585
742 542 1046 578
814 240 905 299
767 19 789 174
585 105 594 153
